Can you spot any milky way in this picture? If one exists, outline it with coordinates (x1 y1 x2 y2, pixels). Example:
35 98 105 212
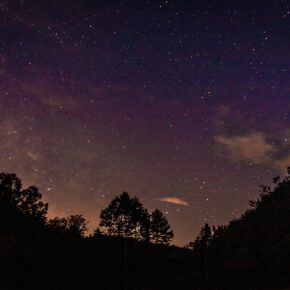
0 0 289 245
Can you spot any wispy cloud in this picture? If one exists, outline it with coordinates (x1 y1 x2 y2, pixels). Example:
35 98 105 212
27 151 40 161
214 132 290 173
157 197 189 206
21 81 81 111
215 132 274 164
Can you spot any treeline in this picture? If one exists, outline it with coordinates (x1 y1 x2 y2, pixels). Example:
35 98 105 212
186 169 290 289
0 170 290 289
48 192 174 244
0 172 173 244
0 172 188 290
47 192 174 244
98 192 173 244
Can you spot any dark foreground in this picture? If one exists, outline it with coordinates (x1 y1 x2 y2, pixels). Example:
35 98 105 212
1 171 290 289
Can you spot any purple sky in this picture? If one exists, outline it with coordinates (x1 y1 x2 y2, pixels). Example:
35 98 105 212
0 0 289 245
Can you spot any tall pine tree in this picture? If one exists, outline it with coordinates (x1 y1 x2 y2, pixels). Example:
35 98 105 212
99 192 150 240
150 209 174 245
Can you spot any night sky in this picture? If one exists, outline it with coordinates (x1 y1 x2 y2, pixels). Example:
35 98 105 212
0 0 289 245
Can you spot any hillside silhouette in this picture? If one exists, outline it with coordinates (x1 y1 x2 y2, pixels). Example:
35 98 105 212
0 170 290 289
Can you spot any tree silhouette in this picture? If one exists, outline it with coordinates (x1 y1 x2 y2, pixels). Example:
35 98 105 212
0 172 48 221
66 214 88 237
139 208 151 242
150 209 174 245
99 192 150 240
48 214 88 237
93 227 103 238
17 186 48 220
47 216 68 234
192 223 212 252
0 173 22 203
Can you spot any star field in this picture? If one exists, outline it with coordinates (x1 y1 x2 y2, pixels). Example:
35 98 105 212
0 0 289 245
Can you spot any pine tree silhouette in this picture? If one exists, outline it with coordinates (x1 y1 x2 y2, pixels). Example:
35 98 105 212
150 209 174 245
99 192 150 240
